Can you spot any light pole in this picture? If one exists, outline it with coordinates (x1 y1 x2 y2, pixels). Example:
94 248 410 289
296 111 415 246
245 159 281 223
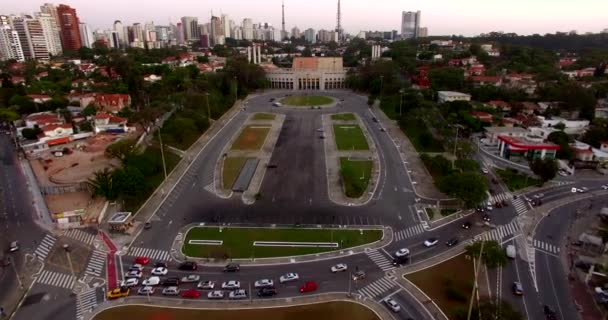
205 92 211 121
63 244 76 285
452 125 461 170
9 256 24 290
233 76 238 103
158 126 167 179
399 88 404 117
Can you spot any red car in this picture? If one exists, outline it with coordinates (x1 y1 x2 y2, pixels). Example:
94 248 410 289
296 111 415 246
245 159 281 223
134 257 150 265
299 281 317 293
182 289 201 298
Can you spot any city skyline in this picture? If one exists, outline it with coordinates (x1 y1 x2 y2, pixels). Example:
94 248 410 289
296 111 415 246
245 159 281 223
4 0 608 36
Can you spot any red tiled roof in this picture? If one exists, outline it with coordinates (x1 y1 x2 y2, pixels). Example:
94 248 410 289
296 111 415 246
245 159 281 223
27 94 51 99
27 113 59 123
471 76 501 83
109 116 126 123
95 112 111 119
488 100 510 107
42 123 72 132
498 136 560 151
472 111 492 117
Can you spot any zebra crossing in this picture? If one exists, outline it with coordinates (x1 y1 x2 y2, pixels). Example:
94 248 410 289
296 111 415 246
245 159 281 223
85 250 106 277
488 192 512 203
357 276 398 299
76 288 99 319
474 220 521 243
511 197 529 216
127 247 171 261
63 229 96 245
365 249 395 272
394 224 425 241
533 239 560 254
34 234 56 261
35 270 75 290
203 182 216 194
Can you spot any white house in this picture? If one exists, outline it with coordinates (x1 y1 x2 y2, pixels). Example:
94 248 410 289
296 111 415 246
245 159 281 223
537 116 590 134
437 91 471 103
93 113 128 134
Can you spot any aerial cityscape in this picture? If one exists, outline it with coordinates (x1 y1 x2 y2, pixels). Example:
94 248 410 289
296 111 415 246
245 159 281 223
1 1 608 320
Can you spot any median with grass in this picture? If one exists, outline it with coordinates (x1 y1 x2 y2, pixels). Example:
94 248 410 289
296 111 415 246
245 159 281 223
222 157 250 189
280 95 333 106
495 168 540 191
331 113 356 121
183 226 383 259
230 125 271 150
333 125 369 150
340 158 372 198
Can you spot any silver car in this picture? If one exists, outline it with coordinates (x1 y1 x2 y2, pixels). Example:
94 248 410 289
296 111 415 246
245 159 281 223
385 298 401 312
162 286 180 296
229 289 247 300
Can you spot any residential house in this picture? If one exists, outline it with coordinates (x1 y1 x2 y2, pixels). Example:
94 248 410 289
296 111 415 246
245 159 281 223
537 116 590 134
437 91 471 103
67 93 96 109
162 53 194 68
486 100 511 112
93 112 128 133
143 74 162 82
27 94 52 104
562 67 595 79
470 76 502 87
34 71 49 80
520 102 540 115
38 123 74 146
94 94 131 113
78 63 97 75
24 112 63 128
464 64 486 77
448 56 477 67
471 111 493 123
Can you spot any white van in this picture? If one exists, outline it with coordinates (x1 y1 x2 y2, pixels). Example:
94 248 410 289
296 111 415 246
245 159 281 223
506 245 516 259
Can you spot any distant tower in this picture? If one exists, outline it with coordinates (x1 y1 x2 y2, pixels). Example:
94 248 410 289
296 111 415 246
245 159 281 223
335 0 342 42
281 0 286 39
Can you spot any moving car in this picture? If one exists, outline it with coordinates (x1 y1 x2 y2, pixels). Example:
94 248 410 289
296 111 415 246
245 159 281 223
393 255 409 266
138 286 155 295
424 238 439 247
134 257 150 265
107 287 130 299
229 289 248 300
461 221 471 229
182 289 201 299
330 263 348 273
181 275 200 283
446 238 459 247
506 245 516 259
257 288 278 297
572 187 588 193
161 286 180 296
161 277 180 286
223 263 240 272
153 262 167 268
142 276 160 286
207 290 224 299
279 273 299 283
119 278 139 288
384 298 401 312
352 270 366 281
299 281 318 293
482 168 489 174
482 214 491 222
129 264 144 272
125 270 143 279
221 280 241 290
254 279 274 288
394 248 410 257
512 282 523 295
151 267 168 276
178 261 197 271
197 281 215 290
602 184 608 190
9 241 19 252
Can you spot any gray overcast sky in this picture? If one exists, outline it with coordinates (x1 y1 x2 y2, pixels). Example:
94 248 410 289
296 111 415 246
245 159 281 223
5 0 608 36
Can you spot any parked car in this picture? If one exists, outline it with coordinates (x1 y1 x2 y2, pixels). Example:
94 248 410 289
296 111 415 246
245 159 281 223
229 289 248 300
119 278 139 288
279 273 299 283
178 261 197 270
197 281 216 290
207 290 224 299
142 276 160 286
161 286 180 296
129 264 144 272
512 282 523 295
506 245 516 259
257 287 278 297
254 279 274 288
223 263 240 272
182 289 201 298
107 287 130 299
221 280 241 290
394 248 410 257
384 298 401 312
424 238 439 247
330 263 348 273
125 270 143 279
181 275 200 283
151 267 168 276
161 277 180 287
134 257 150 265
446 238 459 247
138 286 155 295
299 281 318 293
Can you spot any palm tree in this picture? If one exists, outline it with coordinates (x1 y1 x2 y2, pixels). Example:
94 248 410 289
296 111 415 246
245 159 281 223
88 168 118 200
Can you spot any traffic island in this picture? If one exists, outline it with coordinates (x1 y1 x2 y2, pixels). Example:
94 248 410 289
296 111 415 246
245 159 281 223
214 113 284 202
279 95 335 108
322 113 379 206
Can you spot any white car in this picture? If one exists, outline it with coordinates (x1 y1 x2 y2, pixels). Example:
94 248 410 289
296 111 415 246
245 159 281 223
330 263 348 273
129 264 144 272
602 185 608 190
229 289 248 300
138 286 155 295
482 168 489 174
181 275 200 283
572 187 588 193
279 273 299 283
254 279 274 288
221 280 241 290
207 290 224 299
161 286 180 296
197 281 215 289
558 170 569 177
395 248 410 257
125 270 142 278
151 267 168 276
119 278 139 287
385 298 401 312
424 238 439 247
142 276 160 286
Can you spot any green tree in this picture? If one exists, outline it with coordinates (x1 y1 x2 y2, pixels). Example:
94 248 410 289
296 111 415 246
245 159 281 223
87 168 118 200
78 121 93 132
0 108 19 122
438 172 488 208
553 122 566 131
467 299 523 320
112 166 146 200
9 95 37 115
21 127 42 140
82 104 97 117
429 67 465 91
105 138 138 162
530 158 558 183
465 240 507 268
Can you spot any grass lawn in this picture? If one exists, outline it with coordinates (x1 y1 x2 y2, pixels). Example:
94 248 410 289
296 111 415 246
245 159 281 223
340 158 372 198
156 113 208 150
495 168 541 191
280 95 333 106
400 117 444 153
183 227 382 259
405 254 475 319
231 126 270 150
222 157 249 189
331 113 356 121
441 209 457 216
333 125 369 150
252 113 276 120
93 302 380 320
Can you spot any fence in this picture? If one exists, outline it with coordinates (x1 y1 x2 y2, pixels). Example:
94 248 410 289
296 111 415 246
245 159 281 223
39 182 90 195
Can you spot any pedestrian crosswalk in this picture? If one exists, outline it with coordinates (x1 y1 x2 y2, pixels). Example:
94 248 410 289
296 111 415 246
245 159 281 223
474 220 521 243
533 239 560 254
127 247 171 261
34 234 56 261
85 250 106 277
203 182 216 194
63 229 96 246
76 288 99 320
365 249 395 272
488 192 512 204
394 224 425 241
35 270 75 290
511 197 529 216
357 276 397 299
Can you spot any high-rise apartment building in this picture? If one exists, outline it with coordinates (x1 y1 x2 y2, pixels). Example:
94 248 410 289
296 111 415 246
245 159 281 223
232 26 242 40
242 18 253 40
113 20 126 48
0 25 25 62
175 22 184 44
221 14 230 38
210 16 222 46
401 11 421 39
304 28 316 43
36 12 62 55
181 16 198 42
57 4 82 51
418 27 428 38
78 22 93 48
291 26 301 39
11 15 49 60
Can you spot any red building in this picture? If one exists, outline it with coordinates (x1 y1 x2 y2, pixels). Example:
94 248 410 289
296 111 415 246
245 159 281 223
57 4 82 51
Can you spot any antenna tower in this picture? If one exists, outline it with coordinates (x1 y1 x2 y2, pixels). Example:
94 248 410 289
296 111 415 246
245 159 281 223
336 0 342 41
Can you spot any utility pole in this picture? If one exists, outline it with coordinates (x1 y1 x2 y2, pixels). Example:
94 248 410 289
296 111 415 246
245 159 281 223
63 245 77 287
158 127 167 179
205 92 211 121
452 125 460 170
399 88 404 116
467 241 485 320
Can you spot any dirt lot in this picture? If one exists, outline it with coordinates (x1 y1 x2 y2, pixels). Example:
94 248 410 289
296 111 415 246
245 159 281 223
230 126 270 151
45 192 105 223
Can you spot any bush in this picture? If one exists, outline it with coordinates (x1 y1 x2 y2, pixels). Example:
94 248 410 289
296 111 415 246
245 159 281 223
445 286 467 302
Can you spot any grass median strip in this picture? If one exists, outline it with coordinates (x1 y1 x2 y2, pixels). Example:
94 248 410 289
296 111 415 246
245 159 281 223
183 227 383 259
333 125 369 150
339 158 372 198
231 126 270 150
331 113 356 121
222 157 250 189
280 95 333 106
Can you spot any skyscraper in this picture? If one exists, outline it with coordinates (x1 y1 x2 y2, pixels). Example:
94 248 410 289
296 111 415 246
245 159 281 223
0 25 25 62
36 12 62 55
291 26 300 39
401 11 421 39
221 14 231 39
57 4 82 51
242 18 253 40
210 16 222 46
113 20 126 48
304 28 316 43
78 22 93 48
11 15 50 60
181 16 198 42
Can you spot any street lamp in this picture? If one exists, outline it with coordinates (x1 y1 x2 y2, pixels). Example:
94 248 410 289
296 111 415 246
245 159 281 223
205 92 211 121
158 126 167 179
399 88 405 117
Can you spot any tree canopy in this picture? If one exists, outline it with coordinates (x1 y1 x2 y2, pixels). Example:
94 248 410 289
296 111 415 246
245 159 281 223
465 240 507 268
